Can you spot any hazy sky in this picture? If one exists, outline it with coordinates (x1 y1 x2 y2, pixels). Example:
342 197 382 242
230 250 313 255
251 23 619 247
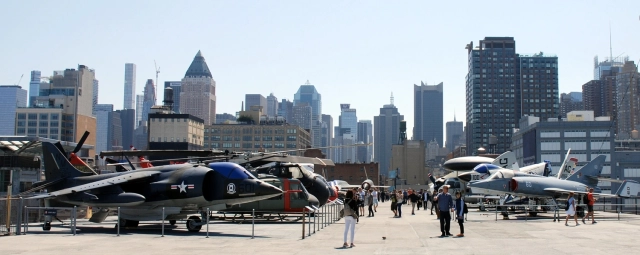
2 1 639 140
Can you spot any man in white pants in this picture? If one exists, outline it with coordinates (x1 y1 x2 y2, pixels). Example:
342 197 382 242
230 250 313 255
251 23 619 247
372 188 379 212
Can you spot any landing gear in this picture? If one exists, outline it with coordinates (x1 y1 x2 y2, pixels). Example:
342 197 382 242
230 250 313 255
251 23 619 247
169 220 176 226
42 221 51 231
186 216 202 232
528 212 538 217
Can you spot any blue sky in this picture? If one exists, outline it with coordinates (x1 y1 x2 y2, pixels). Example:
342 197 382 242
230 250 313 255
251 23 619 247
2 0 639 140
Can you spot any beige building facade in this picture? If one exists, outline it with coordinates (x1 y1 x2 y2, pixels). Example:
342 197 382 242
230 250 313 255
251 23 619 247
391 140 428 185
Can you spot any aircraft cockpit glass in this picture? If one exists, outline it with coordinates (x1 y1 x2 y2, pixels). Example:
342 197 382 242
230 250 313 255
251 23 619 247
290 167 304 179
209 163 255 180
488 172 504 180
300 164 315 174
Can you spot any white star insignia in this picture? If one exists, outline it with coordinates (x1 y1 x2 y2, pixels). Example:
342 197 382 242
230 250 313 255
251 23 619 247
178 181 187 193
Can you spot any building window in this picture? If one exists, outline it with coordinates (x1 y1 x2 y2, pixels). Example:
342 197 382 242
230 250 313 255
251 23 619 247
263 136 272 141
17 121 25 127
27 128 36 135
28 121 37 127
164 137 167 142
50 121 59 127
211 136 220 141
39 114 48 120
211 143 219 148
171 137 174 142
184 137 187 142
222 143 233 148
28 114 37 120
151 137 155 142
39 121 48 127
17 113 26 120
234 143 240 148
16 128 25 134
275 136 284 141
243 136 252 141
287 136 296 141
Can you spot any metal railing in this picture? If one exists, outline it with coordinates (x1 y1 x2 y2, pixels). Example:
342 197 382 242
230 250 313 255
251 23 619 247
302 199 343 239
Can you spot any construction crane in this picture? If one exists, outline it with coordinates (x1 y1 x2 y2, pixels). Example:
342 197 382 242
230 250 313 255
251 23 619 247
15 74 24 86
154 60 160 102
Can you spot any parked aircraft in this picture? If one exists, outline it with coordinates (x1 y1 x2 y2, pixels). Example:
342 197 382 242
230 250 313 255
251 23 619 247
27 143 283 232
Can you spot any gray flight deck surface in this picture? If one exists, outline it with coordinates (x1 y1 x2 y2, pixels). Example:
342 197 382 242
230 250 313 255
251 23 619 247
2 206 640 254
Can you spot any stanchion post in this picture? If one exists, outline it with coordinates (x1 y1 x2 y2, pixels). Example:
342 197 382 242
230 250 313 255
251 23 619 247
23 206 27 235
206 208 210 238
117 207 120 236
72 206 77 236
252 209 255 239
161 207 165 237
495 205 498 221
302 208 306 240
307 208 311 237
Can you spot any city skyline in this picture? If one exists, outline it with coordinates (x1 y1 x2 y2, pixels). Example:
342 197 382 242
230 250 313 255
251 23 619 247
2 1 640 140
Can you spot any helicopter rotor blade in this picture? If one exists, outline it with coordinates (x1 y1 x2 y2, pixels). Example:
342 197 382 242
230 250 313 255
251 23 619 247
73 131 90 154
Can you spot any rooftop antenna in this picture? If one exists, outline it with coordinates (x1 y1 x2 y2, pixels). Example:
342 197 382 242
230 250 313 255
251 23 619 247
390 92 394 106
609 22 613 62
15 74 24 86
305 80 310 85
154 60 160 103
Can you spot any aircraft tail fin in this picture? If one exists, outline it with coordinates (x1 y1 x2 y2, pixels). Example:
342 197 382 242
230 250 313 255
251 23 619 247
615 180 640 198
492 151 518 170
566 155 606 187
42 142 88 181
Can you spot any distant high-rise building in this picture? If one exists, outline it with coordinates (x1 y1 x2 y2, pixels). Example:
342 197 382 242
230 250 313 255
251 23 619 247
142 79 156 123
266 93 278 117
583 56 625 119
92 79 99 115
339 104 357 135
294 82 322 148
246 94 267 112
445 115 464 153
25 65 97 156
616 61 640 139
357 120 373 163
594 55 625 81
116 108 136 148
1 85 27 135
164 81 181 113
292 103 312 131
180 50 216 124
95 104 122 155
414 82 443 147
465 37 559 155
278 99 294 123
29 70 41 106
560 92 584 118
124 63 136 109
321 114 333 160
374 100 404 177
335 104 357 163
135 94 143 128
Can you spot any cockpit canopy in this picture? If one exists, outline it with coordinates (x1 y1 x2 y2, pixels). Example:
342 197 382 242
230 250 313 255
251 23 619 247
473 163 502 174
209 162 256 180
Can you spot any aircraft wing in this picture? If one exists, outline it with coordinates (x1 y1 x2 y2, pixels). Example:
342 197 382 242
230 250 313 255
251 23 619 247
543 188 617 197
28 171 158 199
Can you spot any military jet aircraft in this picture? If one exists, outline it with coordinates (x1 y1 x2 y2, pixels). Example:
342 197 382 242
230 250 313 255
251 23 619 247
27 142 283 232
467 155 611 202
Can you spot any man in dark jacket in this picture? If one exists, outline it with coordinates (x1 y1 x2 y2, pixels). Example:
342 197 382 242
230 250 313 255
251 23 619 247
434 185 454 237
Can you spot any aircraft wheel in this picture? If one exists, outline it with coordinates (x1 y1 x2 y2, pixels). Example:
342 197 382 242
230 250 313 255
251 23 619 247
43 221 51 231
186 216 202 232
528 212 538 217
169 220 176 226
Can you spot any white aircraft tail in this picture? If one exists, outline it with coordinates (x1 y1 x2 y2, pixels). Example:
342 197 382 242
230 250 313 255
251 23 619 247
556 149 578 179
615 180 640 198
491 151 519 171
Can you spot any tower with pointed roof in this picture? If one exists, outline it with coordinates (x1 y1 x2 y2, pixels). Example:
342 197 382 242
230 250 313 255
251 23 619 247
179 50 216 124
446 112 464 153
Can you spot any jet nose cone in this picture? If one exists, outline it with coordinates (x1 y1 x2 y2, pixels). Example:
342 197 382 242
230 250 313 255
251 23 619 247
308 194 320 206
256 181 283 197
458 172 472 183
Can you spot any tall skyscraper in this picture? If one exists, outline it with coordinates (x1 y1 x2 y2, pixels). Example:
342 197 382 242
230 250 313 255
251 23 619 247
115 109 136 148
321 114 333 159
414 82 443 147
142 79 156 123
135 94 143 128
164 81 181 113
278 99 293 123
357 120 373 163
29 70 41 106
445 115 464 153
294 82 322 147
123 63 136 109
616 61 640 139
374 99 404 177
292 103 312 130
245 94 267 111
92 79 99 115
594 55 625 81
180 50 216 124
339 104 357 135
95 104 123 155
0 85 27 135
266 93 279 117
560 92 584 118
518 53 559 120
583 56 625 119
465 37 559 155
335 104 357 163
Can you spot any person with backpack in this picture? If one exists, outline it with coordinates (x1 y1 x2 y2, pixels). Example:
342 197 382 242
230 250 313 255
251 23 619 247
565 192 580 226
454 191 466 237
342 190 358 248
582 188 597 224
